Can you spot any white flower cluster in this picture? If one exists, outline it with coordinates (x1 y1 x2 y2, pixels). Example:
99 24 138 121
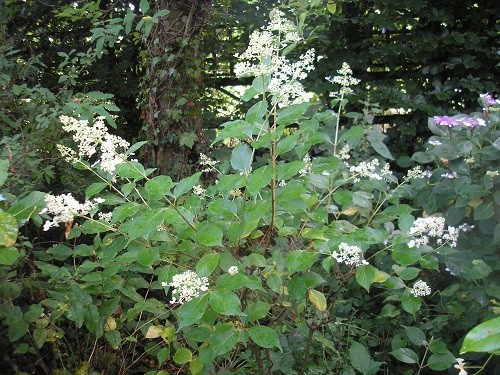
299 154 312 176
42 193 104 231
486 170 499 177
59 115 129 174
193 184 206 197
199 153 218 173
454 358 467 375
332 243 368 267
161 270 209 305
428 140 442 146
98 212 112 222
349 159 392 181
233 10 315 107
407 216 472 248
327 62 360 95
410 280 432 297
404 166 426 182
338 144 351 160
441 171 458 179
228 266 239 275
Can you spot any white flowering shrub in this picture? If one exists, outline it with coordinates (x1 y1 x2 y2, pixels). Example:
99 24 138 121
0 9 498 375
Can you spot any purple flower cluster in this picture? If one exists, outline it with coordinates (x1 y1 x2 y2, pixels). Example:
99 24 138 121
433 116 486 129
480 93 499 108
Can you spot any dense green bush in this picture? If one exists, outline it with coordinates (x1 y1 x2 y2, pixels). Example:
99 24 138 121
0 8 498 375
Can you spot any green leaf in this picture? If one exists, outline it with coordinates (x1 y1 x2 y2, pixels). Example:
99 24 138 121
211 323 239 356
139 0 149 14
247 166 272 195
277 132 299 156
349 341 381 375
285 250 317 274
308 289 327 312
7 191 45 222
401 290 421 315
33 328 46 349
104 330 121 349
245 301 271 322
125 208 165 241
392 243 421 266
116 161 146 180
196 253 220 276
137 247 160 266
214 120 253 143
157 347 170 366
338 125 366 142
173 172 202 198
474 202 494 220
276 103 309 126
145 175 173 198
173 348 192 364
230 144 252 173
245 100 267 124
252 75 270 94
177 294 210 330
179 132 197 149
390 348 419 364
403 326 427 346
195 223 223 247
85 182 108 199
355 265 376 292
427 352 456 371
0 211 18 247
0 246 20 266
248 326 281 350
367 126 394 160
0 159 9 187
209 290 243 315
460 317 500 354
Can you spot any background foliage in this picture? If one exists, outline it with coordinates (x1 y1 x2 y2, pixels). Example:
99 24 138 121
0 0 499 374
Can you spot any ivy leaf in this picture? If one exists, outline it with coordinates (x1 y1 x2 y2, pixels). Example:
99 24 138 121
179 132 197 149
248 326 281 350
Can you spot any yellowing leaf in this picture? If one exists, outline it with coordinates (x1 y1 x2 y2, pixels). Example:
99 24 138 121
105 316 117 331
341 207 358 216
374 269 390 283
145 325 163 339
308 289 327 312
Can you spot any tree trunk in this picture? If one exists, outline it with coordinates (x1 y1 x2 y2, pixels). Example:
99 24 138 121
141 0 212 177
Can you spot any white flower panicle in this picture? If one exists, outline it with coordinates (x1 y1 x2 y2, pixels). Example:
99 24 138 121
349 159 392 180
486 170 499 177
332 243 368 267
193 184 206 197
338 144 351 160
410 280 432 297
59 115 129 174
228 266 239 275
299 154 312 176
42 193 104 231
233 10 315 107
199 153 218 173
162 270 209 305
404 166 426 182
98 212 113 222
407 216 472 248
327 62 360 95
